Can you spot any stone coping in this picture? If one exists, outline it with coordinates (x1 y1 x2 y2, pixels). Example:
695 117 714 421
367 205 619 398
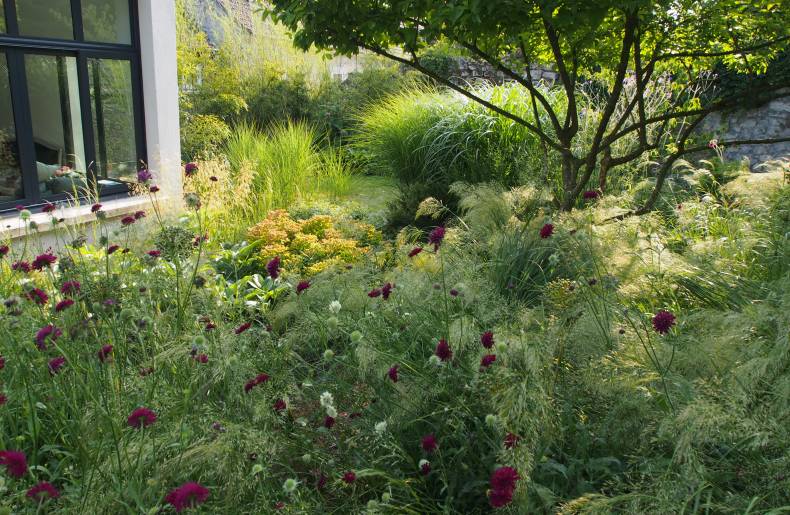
0 195 153 241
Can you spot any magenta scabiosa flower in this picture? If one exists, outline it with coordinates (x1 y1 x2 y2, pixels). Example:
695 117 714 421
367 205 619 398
235 322 252 335
480 354 497 368
27 288 49 305
55 299 74 312
0 450 27 478
435 339 452 362
0 245 8 257
583 190 601 200
48 356 66 375
137 169 153 183
367 287 382 298
428 226 446 251
481 331 494 349
244 373 269 393
296 280 310 294
91 203 103 213
32 252 57 270
419 459 431 475
35 325 61 350
165 482 209 513
652 310 676 334
342 471 356 484
12 260 31 273
0 394 6 405
133 210 146 220
107 244 120 254
490 466 521 505
323 416 336 429
381 282 395 300
421 433 438 453
184 162 199 176
387 365 399 383
540 223 554 239
147 250 161 258
504 433 520 450
266 256 281 279
42 202 56 213
195 354 208 364
26 481 59 502
489 488 514 509
273 399 287 412
97 344 113 363
121 215 136 226
0 355 4 369
149 185 160 193
60 281 81 296
127 407 157 429
408 246 423 258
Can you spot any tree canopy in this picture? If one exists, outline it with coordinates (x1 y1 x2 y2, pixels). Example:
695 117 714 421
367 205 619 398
266 0 790 211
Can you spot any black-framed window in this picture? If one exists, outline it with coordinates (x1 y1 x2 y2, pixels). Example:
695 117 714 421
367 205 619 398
0 0 145 212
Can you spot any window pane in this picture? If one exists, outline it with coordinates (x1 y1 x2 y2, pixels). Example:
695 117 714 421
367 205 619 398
16 0 74 40
89 58 138 184
0 52 24 202
25 54 87 197
82 0 132 45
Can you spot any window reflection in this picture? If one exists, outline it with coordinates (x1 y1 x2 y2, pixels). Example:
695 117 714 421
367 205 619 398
89 58 138 184
0 52 23 202
25 54 88 197
16 0 74 40
82 0 132 45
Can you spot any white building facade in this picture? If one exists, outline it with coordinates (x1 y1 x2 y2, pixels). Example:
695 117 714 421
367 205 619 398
0 0 180 236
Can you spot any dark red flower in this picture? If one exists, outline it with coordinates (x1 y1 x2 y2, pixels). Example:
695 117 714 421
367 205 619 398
235 322 252 335
449 289 459 297
27 288 49 305
121 216 136 226
137 169 153 183
323 416 336 429
435 339 452 362
652 310 676 334
421 433 438 453
0 245 8 257
0 450 27 478
12 260 31 273
32 252 57 270
244 373 269 393
205 321 217 331
428 226 446 251
210 176 218 182
0 355 4 369
490 466 521 494
91 203 103 213
381 282 395 300
48 356 66 375
504 433 520 450
26 481 59 502
55 299 74 312
489 488 514 509
97 344 113 363
266 256 281 279
342 471 356 484
408 246 423 258
274 501 285 510
480 354 497 368
387 365 399 383
540 223 554 239
273 399 287 412
127 407 157 429
316 472 327 490
42 202 56 213
147 250 161 258
165 482 209 513
184 162 199 176
149 185 160 193
107 245 120 254
60 281 81 296
296 280 310 294
35 325 62 350
133 210 146 220
0 394 6 405
195 354 208 364
481 331 494 349
255 373 269 384
368 288 382 298
583 190 601 200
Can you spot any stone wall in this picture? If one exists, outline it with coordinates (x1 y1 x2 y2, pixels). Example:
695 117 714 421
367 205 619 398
699 91 790 167
453 57 558 85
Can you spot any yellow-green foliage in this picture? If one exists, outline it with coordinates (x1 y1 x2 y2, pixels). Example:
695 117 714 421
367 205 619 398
247 209 380 276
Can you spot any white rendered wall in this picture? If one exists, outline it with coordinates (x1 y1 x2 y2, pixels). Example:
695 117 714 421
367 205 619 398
137 0 182 201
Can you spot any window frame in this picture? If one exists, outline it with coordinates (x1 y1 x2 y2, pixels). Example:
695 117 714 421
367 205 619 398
0 0 146 213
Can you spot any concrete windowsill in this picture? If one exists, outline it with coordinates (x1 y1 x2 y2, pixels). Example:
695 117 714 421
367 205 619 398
0 195 153 241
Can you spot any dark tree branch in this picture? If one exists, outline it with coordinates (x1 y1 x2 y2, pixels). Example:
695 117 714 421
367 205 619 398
655 35 790 61
542 14 578 139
